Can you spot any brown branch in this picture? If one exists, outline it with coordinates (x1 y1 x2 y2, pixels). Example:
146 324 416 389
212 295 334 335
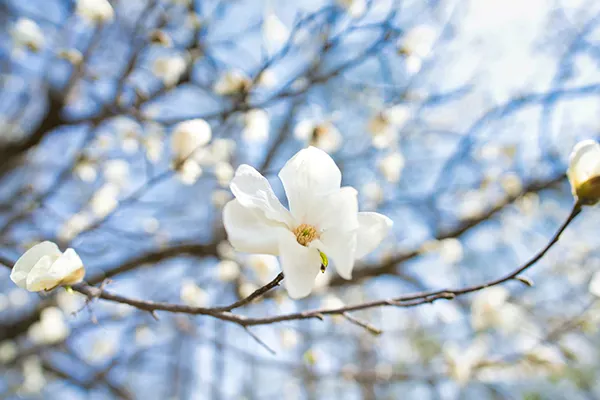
329 172 567 287
66 201 580 327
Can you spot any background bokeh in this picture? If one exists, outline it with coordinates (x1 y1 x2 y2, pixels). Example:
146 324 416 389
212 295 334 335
1 0 600 399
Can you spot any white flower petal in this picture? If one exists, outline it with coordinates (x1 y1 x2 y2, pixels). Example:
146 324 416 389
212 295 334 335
26 256 60 292
223 199 288 255
309 187 358 233
354 212 393 259
312 231 357 280
50 249 85 285
278 230 322 299
10 242 61 289
278 146 341 222
230 164 293 225
568 140 600 195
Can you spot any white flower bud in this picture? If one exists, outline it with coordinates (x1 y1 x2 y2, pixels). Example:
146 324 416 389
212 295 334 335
10 242 85 292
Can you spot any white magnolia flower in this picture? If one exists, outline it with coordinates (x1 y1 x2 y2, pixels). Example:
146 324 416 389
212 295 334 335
444 338 488 386
378 152 405 183
398 25 437 59
362 182 384 209
113 117 142 154
211 189 233 208
76 0 115 24
215 162 235 188
256 69 277 88
247 254 279 284
0 341 18 364
28 307 70 345
242 109 270 142
21 356 46 394
58 212 92 242
10 242 85 292
103 159 129 188
280 328 300 349
213 69 251 96
336 0 367 18
223 147 393 298
589 271 600 297
239 281 258 298
294 120 342 153
90 183 119 218
567 140 600 205
152 55 187 87
171 119 212 163
201 138 236 165
217 259 240 282
367 105 411 149
180 279 208 307
74 158 97 182
10 18 44 52
177 159 203 185
263 12 289 54
470 287 524 333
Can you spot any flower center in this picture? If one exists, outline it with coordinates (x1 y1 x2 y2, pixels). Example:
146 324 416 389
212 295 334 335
293 224 319 246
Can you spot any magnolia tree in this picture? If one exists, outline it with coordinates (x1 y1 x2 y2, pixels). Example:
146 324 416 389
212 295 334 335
1 0 600 398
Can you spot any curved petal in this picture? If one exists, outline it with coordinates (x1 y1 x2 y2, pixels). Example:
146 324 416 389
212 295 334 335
223 199 288 255
354 212 393 259
26 256 61 291
278 146 341 222
278 230 321 299
308 187 359 233
11 241 61 289
50 248 85 285
568 140 600 191
230 164 293 226
311 230 357 280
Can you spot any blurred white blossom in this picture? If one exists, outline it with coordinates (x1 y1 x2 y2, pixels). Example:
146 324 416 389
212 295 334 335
444 338 488 386
0 341 17 364
280 329 300 349
28 307 70 345
74 158 98 182
180 279 208 307
76 0 115 24
212 189 233 208
378 152 405 183
10 18 44 52
214 69 251 96
471 287 525 333
177 159 203 185
217 260 240 282
58 212 92 242
152 55 187 87
90 183 120 218
263 12 289 54
398 25 436 59
247 254 279 284
20 356 46 394
171 119 212 163
239 281 258 298
367 105 411 148
215 162 235 188
361 182 384 209
103 159 129 188
294 119 342 153
242 109 270 142
336 0 366 18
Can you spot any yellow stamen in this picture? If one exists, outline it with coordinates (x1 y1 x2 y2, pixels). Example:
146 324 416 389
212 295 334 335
293 223 319 246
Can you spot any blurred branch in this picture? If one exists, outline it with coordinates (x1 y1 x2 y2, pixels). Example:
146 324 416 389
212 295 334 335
18 201 575 329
